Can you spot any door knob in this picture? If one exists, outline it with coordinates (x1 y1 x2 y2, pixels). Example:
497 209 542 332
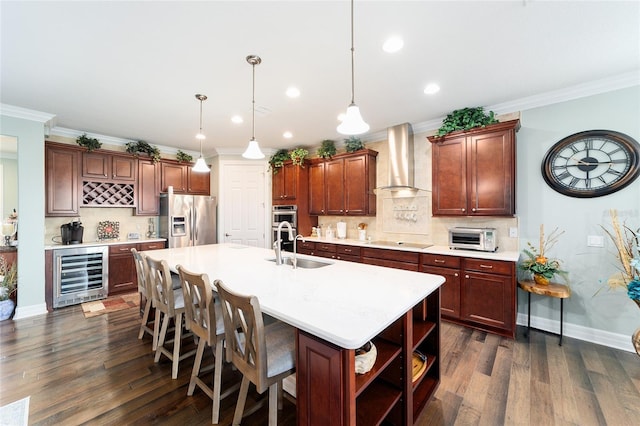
225 233 231 237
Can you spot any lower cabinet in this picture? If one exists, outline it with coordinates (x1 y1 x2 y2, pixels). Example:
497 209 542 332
108 241 165 296
420 254 516 338
361 247 420 271
296 288 440 425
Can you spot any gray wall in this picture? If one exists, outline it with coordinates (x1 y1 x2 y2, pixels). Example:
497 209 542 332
517 85 640 338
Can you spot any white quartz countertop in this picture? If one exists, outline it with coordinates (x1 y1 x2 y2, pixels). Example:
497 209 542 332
302 237 520 262
142 243 444 349
45 238 166 250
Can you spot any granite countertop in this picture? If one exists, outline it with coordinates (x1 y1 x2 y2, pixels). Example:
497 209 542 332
44 237 166 250
301 236 520 262
143 243 444 349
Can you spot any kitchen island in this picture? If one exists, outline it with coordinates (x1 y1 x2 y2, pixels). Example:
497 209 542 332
143 243 444 425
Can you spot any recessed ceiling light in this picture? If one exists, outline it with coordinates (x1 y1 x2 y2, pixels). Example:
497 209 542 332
286 87 300 98
382 36 404 53
231 115 243 124
283 131 293 139
423 83 440 95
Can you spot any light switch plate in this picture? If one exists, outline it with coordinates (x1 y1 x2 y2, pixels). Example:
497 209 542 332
128 232 141 240
509 227 518 238
587 235 604 247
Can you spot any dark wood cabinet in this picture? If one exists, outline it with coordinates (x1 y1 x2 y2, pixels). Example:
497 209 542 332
312 150 377 216
187 167 210 194
136 159 160 215
160 160 210 195
308 161 326 215
82 152 136 181
296 288 440 425
361 246 420 271
108 241 165 296
461 258 515 335
160 161 187 193
428 119 519 216
272 161 300 203
420 253 516 338
108 244 138 295
45 142 80 217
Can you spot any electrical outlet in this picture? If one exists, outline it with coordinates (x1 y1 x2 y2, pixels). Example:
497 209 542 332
587 235 604 247
509 227 518 238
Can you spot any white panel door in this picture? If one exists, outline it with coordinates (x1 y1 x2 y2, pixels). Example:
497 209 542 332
221 162 267 247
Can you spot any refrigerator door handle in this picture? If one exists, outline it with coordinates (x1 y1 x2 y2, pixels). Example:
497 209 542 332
193 207 198 242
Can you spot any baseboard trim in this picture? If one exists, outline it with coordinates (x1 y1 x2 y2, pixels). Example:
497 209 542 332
516 312 635 353
13 303 48 320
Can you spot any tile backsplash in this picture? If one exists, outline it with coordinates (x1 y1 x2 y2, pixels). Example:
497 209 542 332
45 208 156 244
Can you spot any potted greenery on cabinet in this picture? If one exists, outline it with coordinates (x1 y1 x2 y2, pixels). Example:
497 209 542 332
344 136 365 152
435 106 498 137
269 149 290 174
317 140 337 159
290 148 309 167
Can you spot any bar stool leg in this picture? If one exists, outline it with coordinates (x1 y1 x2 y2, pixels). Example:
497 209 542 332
559 298 564 346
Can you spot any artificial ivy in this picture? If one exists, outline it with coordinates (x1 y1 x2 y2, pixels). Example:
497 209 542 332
436 107 498 136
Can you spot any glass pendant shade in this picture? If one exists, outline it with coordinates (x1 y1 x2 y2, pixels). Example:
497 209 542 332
192 156 209 172
242 139 265 159
337 103 369 135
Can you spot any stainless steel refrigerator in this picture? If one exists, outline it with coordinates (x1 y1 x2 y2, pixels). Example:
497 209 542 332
159 189 217 248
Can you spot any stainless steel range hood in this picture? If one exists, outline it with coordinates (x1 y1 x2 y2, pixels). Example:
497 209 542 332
376 122 426 192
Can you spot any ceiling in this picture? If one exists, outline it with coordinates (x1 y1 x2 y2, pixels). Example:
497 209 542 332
1 1 639 157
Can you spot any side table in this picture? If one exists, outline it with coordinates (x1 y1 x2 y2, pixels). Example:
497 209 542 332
518 279 571 345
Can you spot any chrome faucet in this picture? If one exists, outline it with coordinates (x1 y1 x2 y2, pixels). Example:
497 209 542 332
273 221 294 265
292 234 305 269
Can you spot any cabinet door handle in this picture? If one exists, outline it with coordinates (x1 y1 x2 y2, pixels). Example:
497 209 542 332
344 248 352 253
454 272 459 277
465 274 470 279
472 208 477 212
461 208 466 212
479 264 493 269
434 259 445 264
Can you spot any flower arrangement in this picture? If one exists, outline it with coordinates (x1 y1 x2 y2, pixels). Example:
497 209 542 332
520 224 568 285
0 257 17 302
601 209 640 307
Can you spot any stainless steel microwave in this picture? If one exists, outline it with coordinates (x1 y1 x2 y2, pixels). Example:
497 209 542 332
448 227 498 252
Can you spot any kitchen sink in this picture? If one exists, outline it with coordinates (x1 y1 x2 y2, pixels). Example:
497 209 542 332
267 257 333 269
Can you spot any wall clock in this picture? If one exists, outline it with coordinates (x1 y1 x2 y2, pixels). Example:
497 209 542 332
541 130 640 198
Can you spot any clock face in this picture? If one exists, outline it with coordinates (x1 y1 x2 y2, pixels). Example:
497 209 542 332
541 130 640 198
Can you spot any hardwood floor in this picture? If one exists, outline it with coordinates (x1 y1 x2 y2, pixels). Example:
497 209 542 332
1 303 638 425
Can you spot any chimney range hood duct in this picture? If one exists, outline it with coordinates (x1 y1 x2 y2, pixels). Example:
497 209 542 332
377 122 426 192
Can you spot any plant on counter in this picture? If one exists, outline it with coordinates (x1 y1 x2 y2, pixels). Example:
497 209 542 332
125 140 161 162
344 136 364 153
76 133 102 151
599 209 640 305
317 139 337 159
290 148 309 167
519 224 568 285
268 149 290 173
435 107 498 137
175 150 193 163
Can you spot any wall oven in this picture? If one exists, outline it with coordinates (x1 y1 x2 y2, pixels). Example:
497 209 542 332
53 246 108 308
272 205 297 253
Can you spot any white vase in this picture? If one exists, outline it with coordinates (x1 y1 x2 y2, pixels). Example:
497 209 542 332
0 299 15 321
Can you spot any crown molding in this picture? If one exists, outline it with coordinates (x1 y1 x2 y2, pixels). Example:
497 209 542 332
49 126 200 157
0 103 57 125
409 71 640 138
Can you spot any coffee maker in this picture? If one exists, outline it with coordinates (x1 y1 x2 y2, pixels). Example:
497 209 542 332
61 220 84 245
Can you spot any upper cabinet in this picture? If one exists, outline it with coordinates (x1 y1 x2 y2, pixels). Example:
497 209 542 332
428 120 520 216
46 142 80 217
136 159 160 215
160 160 210 195
310 149 377 216
82 152 136 182
272 161 299 203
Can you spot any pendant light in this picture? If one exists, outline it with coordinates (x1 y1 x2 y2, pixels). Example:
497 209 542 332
192 93 210 172
242 55 265 159
337 0 369 135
